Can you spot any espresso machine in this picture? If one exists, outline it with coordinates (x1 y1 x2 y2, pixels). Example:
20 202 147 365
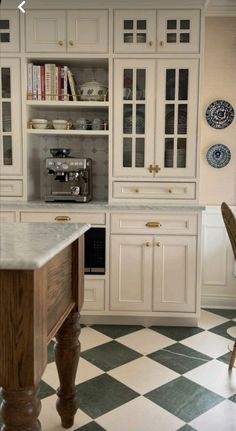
45 148 92 202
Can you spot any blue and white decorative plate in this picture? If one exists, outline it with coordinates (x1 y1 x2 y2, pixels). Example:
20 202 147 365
206 144 231 168
206 100 234 129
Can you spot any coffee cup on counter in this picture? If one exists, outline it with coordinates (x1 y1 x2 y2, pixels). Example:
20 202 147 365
52 120 72 130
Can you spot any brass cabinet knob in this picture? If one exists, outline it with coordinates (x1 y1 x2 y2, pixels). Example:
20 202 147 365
145 242 150 247
148 164 154 173
168 189 173 194
54 215 71 221
145 221 162 228
58 40 63 46
69 40 74 46
156 242 161 247
154 164 161 173
149 41 153 46
160 40 164 46
134 188 140 193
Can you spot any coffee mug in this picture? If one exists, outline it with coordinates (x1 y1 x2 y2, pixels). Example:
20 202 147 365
123 88 132 100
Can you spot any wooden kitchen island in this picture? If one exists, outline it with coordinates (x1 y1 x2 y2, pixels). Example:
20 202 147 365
0 222 90 430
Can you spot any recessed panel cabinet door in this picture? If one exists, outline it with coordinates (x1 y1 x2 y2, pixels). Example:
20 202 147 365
0 10 19 52
153 236 197 312
67 10 108 52
110 235 152 311
25 11 66 52
0 59 22 176
113 59 155 177
155 59 199 178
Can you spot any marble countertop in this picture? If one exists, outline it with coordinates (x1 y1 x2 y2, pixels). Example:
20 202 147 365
0 222 90 270
0 200 206 212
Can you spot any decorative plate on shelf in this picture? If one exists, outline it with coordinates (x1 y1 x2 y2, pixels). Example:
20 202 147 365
206 144 231 168
206 100 234 129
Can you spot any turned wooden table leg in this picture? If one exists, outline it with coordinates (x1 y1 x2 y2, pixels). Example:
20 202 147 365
0 385 41 431
54 311 81 428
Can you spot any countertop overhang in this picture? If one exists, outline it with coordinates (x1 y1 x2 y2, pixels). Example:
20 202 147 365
0 222 90 270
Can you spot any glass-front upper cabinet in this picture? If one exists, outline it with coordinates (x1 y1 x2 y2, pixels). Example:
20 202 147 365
157 10 200 53
0 10 20 52
114 10 156 53
0 59 22 175
155 59 199 178
113 59 155 177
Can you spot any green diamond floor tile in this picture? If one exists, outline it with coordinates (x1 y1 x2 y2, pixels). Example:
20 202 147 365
39 380 56 400
208 321 236 340
47 340 55 364
145 376 224 422
77 374 139 419
177 425 197 431
90 324 144 339
75 421 106 431
150 326 204 341
229 394 236 403
217 351 231 365
80 340 141 371
203 308 236 319
148 343 211 374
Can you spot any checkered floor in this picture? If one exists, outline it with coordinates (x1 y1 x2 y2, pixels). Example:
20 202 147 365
1 308 236 430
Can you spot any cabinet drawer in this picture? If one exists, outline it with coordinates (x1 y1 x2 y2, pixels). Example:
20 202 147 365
0 211 16 222
113 182 196 200
20 211 105 225
0 180 23 197
111 213 198 235
82 278 105 311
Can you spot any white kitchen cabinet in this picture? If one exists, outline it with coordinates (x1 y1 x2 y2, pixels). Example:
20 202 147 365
0 59 22 178
157 10 200 53
110 234 153 311
0 10 20 52
113 58 199 191
25 10 108 53
114 10 156 53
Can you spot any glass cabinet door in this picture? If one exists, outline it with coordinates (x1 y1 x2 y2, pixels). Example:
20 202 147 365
113 59 155 177
0 11 19 52
0 59 22 175
114 10 156 53
156 59 199 178
157 10 200 53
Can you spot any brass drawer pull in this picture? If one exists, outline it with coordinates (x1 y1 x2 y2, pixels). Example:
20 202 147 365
156 242 161 247
145 221 162 228
58 40 64 46
145 242 151 247
54 215 71 221
69 40 74 46
148 164 154 173
154 164 161 173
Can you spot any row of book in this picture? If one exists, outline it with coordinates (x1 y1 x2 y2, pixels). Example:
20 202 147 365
27 63 78 101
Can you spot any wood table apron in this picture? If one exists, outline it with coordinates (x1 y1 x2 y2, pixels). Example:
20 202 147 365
0 235 84 430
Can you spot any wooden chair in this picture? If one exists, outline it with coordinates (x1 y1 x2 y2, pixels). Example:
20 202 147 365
221 202 236 369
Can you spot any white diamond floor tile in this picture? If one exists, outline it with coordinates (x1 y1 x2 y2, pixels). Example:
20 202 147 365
190 400 236 431
96 396 184 431
80 327 112 352
185 359 236 398
42 357 103 389
198 309 228 330
39 394 91 430
181 330 230 358
108 356 179 395
116 328 174 355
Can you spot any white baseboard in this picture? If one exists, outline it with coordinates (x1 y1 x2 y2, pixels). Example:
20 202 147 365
201 294 236 309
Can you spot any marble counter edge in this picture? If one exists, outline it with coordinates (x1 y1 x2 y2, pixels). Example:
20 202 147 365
0 222 90 270
0 201 206 212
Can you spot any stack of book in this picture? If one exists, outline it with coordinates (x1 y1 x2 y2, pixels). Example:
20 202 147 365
27 63 78 101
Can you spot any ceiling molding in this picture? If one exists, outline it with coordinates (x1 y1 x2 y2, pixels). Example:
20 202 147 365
206 5 236 15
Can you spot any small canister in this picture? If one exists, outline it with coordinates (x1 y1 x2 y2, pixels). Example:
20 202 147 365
75 118 88 130
92 118 103 130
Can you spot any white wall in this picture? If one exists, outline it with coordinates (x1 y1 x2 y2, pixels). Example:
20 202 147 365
200 17 236 206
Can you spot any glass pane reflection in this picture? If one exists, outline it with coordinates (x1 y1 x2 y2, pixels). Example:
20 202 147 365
135 138 144 167
123 138 132 167
136 69 145 100
177 138 186 168
123 104 132 134
136 104 145 134
179 69 189 100
165 138 174 168
178 104 187 134
123 69 133 100
2 102 11 132
165 104 175 134
3 136 13 165
1 68 11 98
166 69 175 100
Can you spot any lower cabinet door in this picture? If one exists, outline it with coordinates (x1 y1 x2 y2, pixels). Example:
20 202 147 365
153 235 197 312
110 235 152 311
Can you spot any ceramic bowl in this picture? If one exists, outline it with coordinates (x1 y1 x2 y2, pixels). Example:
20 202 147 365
32 119 48 129
79 80 108 101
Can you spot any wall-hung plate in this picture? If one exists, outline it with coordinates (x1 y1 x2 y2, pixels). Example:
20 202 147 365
206 144 231 168
206 100 234 129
